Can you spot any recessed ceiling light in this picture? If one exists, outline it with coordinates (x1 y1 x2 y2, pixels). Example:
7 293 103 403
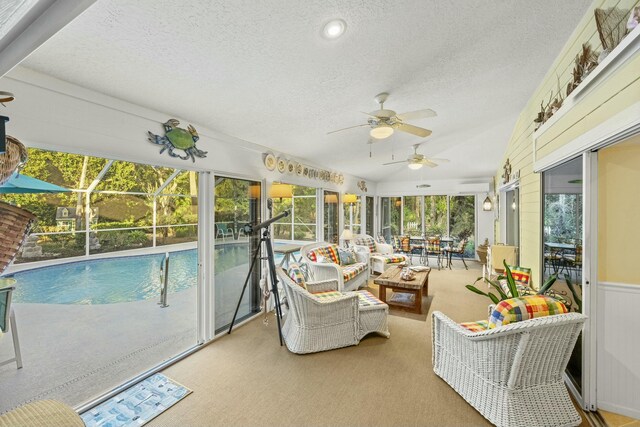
322 19 346 39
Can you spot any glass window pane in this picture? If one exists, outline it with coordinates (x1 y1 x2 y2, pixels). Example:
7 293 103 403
424 195 447 236
403 196 422 235
449 195 475 257
343 195 361 235
272 184 316 241
366 196 374 236
324 191 339 244
380 197 402 243
214 177 261 333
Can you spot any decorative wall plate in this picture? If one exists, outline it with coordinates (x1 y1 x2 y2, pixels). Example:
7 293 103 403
338 174 344 184
264 153 276 171
277 158 286 173
330 172 336 182
287 161 295 174
296 163 303 176
303 167 309 177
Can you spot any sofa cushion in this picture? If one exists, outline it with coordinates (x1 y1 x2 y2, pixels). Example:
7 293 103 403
460 320 489 332
372 254 406 264
287 263 307 290
338 248 357 265
342 263 367 282
488 295 568 329
507 265 532 285
354 235 376 254
307 244 340 264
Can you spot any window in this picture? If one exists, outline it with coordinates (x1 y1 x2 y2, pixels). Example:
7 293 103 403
365 196 374 236
403 196 422 235
449 195 475 257
324 191 339 244
380 197 402 243
424 195 447 236
273 185 317 241
343 195 361 234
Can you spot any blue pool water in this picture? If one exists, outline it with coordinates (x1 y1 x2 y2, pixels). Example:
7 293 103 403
9 244 290 305
11 250 198 305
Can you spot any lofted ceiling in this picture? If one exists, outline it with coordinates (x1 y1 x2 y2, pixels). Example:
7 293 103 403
16 0 591 183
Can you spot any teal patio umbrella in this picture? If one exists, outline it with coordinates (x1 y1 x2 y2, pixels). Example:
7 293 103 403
0 172 71 194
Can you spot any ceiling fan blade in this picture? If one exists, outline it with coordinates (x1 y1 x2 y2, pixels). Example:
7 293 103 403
428 158 450 163
395 123 432 138
396 108 437 121
382 160 407 166
327 123 370 135
419 159 438 168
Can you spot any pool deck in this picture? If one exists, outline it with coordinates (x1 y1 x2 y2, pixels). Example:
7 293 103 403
0 287 197 413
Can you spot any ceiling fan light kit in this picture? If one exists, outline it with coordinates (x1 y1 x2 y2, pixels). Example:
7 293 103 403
328 92 435 139
407 162 423 170
370 123 394 139
322 19 346 39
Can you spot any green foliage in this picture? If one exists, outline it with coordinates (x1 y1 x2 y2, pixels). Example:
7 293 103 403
465 283 500 305
503 261 520 301
537 273 558 295
564 274 583 312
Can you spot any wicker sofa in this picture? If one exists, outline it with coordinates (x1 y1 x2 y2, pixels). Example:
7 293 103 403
300 242 369 292
353 234 407 274
432 305 586 427
277 267 389 354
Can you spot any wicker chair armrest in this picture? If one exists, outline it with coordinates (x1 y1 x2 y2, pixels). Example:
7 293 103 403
305 279 339 293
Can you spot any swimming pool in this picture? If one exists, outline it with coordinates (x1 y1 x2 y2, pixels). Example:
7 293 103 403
9 243 291 305
11 250 198 305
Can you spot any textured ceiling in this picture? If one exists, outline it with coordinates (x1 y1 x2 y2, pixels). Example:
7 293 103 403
20 0 591 183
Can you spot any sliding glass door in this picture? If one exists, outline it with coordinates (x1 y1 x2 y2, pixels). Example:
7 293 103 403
380 197 401 243
213 177 261 333
365 196 374 236
542 157 583 392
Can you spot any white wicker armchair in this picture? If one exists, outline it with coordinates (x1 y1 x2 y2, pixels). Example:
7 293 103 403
432 311 586 427
353 234 407 274
299 242 369 291
277 267 389 354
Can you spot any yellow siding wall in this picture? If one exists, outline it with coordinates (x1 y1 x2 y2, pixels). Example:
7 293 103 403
496 0 640 284
598 136 640 284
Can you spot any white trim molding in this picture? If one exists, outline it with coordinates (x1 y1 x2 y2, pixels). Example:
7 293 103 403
534 100 640 172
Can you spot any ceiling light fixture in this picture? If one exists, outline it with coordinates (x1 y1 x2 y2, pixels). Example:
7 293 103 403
407 162 423 170
369 123 394 139
322 19 346 39
416 184 431 188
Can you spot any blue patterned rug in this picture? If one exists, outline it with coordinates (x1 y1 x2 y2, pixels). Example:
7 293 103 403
81 373 191 426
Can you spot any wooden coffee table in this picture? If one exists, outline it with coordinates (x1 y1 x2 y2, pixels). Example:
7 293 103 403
374 267 431 314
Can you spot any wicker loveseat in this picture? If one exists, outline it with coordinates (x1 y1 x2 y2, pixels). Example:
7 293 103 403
353 234 407 274
300 242 369 292
432 297 586 427
276 267 389 354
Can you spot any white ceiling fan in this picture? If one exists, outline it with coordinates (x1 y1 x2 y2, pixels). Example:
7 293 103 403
328 92 436 139
383 144 449 170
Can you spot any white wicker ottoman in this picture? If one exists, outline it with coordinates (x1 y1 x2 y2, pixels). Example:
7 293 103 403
354 290 390 340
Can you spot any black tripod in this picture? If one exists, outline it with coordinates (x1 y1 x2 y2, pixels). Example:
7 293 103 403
227 209 290 346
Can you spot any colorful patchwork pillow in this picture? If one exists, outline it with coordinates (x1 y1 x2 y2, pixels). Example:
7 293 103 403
354 236 376 254
338 248 357 265
507 265 532 285
287 263 307 290
376 235 387 244
488 295 568 329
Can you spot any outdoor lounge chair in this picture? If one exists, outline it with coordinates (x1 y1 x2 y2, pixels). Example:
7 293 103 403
432 297 586 427
215 223 234 240
277 266 389 354
0 283 23 369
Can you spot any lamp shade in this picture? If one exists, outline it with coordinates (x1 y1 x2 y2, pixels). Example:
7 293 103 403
324 193 338 204
369 123 394 139
343 193 357 204
248 184 261 199
269 183 293 199
340 228 353 240
482 196 493 211
407 162 423 170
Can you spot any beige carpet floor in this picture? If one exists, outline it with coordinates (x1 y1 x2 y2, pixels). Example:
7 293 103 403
150 262 589 427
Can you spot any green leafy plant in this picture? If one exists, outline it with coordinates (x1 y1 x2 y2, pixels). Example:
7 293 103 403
564 273 582 312
466 260 559 304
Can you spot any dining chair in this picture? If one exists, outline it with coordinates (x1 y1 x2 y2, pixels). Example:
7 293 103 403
0 283 23 369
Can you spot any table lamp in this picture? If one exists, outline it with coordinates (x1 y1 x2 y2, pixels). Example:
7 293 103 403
340 228 353 248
